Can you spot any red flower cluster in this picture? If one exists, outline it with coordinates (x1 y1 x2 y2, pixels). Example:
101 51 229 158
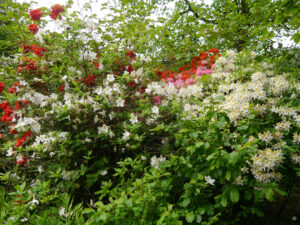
28 23 39 34
0 82 5 93
15 100 30 110
30 9 43 21
0 102 13 123
15 131 32 147
18 58 38 73
156 48 220 82
84 74 96 87
59 84 65 92
50 5 64 20
208 48 219 53
9 82 22 94
126 51 136 60
21 44 47 58
31 45 47 58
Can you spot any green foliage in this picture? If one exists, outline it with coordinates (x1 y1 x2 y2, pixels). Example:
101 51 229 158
0 1 299 225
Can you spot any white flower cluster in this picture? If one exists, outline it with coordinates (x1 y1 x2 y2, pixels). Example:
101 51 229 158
21 91 58 107
13 117 41 133
291 154 300 165
31 132 69 151
251 148 283 183
150 155 166 169
258 131 273 144
269 75 290 96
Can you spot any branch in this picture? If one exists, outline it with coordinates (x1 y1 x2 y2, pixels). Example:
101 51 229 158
182 0 216 24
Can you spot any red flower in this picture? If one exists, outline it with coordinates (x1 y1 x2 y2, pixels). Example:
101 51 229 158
126 51 136 60
15 100 29 109
84 74 96 87
9 82 22 94
50 5 64 20
15 131 32 147
208 48 219 53
30 9 43 21
210 55 215 64
31 45 47 58
21 44 31 54
59 84 65 92
0 101 9 110
0 82 5 93
28 24 39 34
15 155 27 166
200 52 209 60
127 65 134 74
0 103 13 123
9 128 18 135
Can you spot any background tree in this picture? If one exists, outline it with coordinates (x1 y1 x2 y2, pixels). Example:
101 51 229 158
0 0 29 56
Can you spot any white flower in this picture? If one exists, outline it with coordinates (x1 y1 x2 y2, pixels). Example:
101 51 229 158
20 218 28 222
107 74 115 82
205 176 215 185
100 170 107 176
152 106 159 114
30 198 39 205
104 86 112 96
116 98 125 107
16 154 23 163
98 124 109 134
37 166 43 174
141 155 147 160
6 148 14 157
122 131 130 141
130 113 138 124
150 155 166 169
59 207 66 217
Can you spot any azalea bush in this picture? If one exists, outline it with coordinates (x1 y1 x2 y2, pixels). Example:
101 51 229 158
0 1 299 225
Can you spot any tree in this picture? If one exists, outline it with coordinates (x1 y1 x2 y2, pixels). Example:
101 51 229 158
0 0 28 56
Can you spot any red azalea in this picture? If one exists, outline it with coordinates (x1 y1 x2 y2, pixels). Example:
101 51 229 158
30 9 43 21
21 44 31 54
210 55 215 64
127 65 134 74
126 51 136 60
59 84 65 92
84 74 96 87
50 4 64 20
0 104 13 123
31 45 47 58
0 101 10 110
200 52 209 60
9 82 22 94
15 155 27 166
208 48 219 53
15 131 32 147
15 100 29 109
9 128 18 135
28 24 39 34
0 82 5 93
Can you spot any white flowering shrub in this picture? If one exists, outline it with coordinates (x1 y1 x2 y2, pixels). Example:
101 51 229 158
0 2 299 225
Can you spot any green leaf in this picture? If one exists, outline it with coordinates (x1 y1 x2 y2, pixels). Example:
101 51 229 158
230 189 239 203
265 188 274 201
225 171 231 181
181 198 190 208
82 208 95 214
186 212 195 223
221 196 227 207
